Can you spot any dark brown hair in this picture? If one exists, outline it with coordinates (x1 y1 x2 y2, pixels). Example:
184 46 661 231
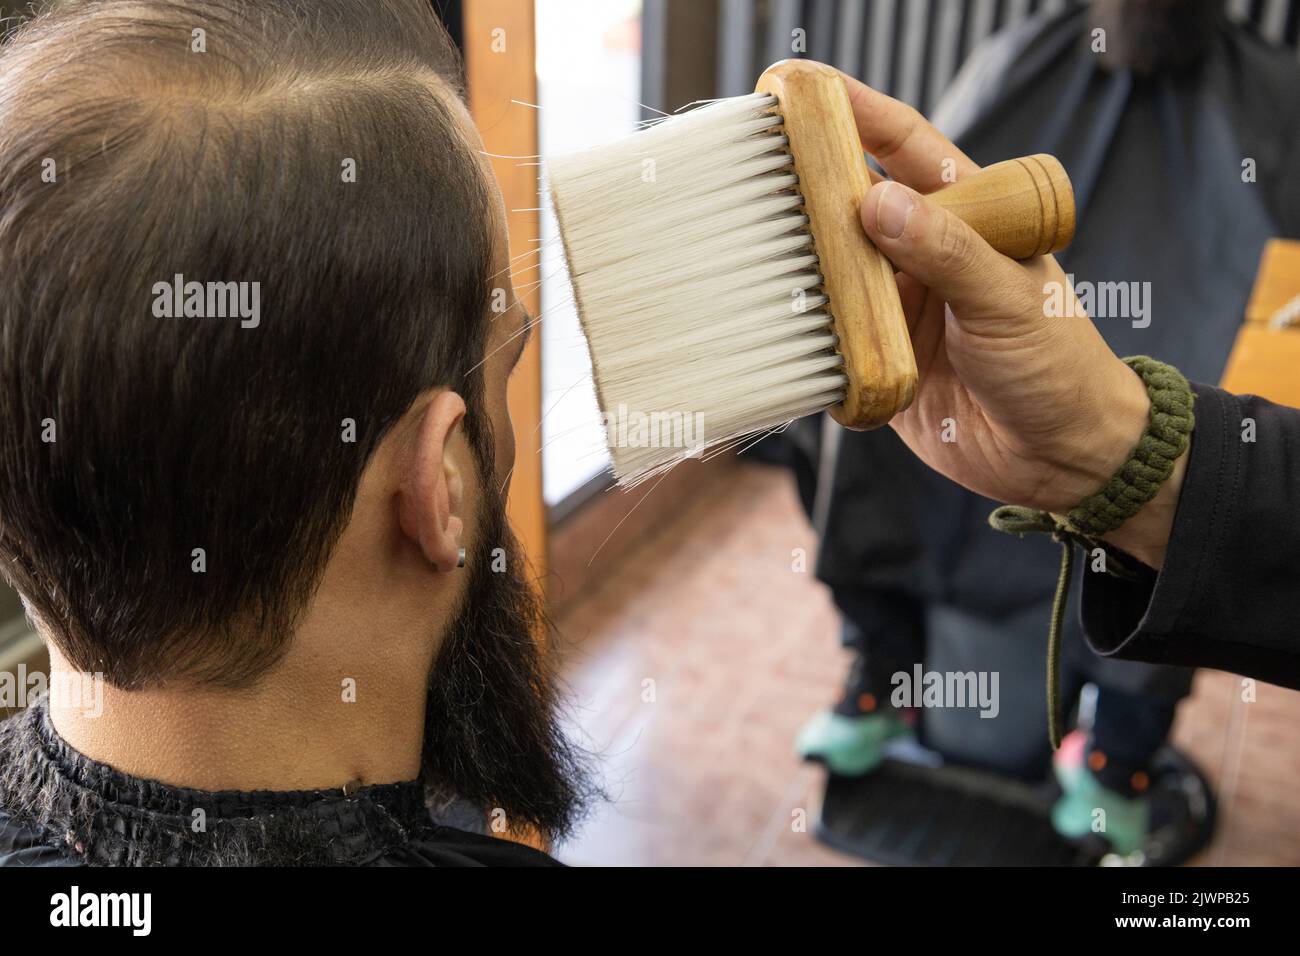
0 0 496 688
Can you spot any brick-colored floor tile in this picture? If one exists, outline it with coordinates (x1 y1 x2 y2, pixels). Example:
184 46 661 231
554 463 1300 866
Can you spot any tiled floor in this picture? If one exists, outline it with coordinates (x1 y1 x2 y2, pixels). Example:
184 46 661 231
552 463 1300 866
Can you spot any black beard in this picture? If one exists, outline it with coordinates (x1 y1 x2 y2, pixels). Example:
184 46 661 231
419 443 595 845
1087 0 1223 75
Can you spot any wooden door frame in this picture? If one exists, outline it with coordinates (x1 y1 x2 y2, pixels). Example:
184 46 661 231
463 0 548 587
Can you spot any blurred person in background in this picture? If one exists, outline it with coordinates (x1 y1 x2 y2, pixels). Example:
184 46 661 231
796 0 1300 857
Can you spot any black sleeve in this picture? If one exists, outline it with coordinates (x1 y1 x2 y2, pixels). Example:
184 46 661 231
1079 383 1300 689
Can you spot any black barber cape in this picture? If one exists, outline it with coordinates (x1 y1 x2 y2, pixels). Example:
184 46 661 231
0 697 560 866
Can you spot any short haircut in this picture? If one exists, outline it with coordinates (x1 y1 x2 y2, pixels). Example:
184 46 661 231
0 0 496 688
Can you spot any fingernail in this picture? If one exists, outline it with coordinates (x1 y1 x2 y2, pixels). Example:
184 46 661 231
875 182 913 240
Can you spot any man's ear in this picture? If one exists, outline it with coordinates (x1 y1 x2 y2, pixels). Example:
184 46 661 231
398 391 468 573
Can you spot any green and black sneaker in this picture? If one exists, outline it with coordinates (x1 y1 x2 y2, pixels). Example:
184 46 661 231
1051 730 1151 858
796 653 913 776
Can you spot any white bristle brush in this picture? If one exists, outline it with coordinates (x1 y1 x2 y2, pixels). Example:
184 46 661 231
547 60 1075 487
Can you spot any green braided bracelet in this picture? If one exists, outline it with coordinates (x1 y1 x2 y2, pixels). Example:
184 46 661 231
988 356 1195 749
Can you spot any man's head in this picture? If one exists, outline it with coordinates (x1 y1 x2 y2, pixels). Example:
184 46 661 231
0 0 587 840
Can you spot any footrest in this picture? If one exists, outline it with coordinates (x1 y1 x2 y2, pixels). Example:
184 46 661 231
814 742 1214 866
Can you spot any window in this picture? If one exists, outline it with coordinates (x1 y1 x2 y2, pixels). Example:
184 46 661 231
535 0 643 506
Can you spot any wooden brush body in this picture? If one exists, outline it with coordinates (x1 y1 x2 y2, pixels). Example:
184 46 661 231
757 60 1074 429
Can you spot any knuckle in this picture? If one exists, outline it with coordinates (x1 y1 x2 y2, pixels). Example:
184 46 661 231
931 212 976 275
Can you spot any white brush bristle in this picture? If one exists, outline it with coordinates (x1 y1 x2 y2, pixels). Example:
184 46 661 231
547 92 847 488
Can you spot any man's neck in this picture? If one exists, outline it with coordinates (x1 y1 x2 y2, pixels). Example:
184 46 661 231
45 632 433 794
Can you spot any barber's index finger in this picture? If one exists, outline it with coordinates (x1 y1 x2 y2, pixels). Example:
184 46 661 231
838 71 980 193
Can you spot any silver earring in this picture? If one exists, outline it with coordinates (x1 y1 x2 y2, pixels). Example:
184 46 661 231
456 547 466 569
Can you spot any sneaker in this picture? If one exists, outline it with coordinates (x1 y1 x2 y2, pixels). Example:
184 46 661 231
1051 730 1150 856
796 709 911 776
796 653 911 776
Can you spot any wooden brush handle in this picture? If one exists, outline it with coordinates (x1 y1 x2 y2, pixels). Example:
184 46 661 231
929 155 1074 259
755 60 1076 430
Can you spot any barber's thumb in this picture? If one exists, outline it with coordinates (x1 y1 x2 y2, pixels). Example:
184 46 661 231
862 180 1018 319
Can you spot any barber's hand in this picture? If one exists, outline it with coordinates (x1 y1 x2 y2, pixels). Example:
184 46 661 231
841 73 1184 568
